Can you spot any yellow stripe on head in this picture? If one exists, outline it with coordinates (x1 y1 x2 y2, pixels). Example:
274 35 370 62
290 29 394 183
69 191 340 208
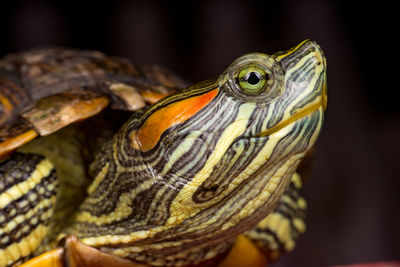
275 39 313 61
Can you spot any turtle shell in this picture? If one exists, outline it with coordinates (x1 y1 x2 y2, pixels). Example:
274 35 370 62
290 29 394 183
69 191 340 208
0 48 187 158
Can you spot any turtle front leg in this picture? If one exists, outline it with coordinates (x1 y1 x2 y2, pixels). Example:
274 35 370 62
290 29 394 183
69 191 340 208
244 172 307 263
0 153 58 267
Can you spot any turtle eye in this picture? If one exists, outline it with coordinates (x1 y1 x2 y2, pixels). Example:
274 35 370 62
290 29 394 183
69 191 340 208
225 55 284 104
236 66 269 94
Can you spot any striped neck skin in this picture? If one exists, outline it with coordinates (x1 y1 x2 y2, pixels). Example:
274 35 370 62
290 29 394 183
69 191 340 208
70 40 327 266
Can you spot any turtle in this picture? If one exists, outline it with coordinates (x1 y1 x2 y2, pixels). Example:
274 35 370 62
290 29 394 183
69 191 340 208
0 40 327 267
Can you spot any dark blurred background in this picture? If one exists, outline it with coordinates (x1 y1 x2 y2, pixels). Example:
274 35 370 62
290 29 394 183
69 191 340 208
1 0 399 266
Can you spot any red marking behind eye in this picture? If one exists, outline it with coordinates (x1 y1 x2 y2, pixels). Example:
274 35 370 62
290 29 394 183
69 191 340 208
131 89 218 151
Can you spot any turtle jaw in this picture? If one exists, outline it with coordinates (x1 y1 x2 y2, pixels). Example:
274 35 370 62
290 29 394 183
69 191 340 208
255 97 325 138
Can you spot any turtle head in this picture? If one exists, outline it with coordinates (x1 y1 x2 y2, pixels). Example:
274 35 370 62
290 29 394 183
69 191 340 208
131 40 326 221
74 40 327 266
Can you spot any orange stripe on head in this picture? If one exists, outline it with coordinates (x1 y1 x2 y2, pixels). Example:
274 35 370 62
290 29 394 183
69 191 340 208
132 89 218 151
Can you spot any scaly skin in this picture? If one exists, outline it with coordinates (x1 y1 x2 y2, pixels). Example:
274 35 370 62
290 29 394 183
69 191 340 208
0 40 327 267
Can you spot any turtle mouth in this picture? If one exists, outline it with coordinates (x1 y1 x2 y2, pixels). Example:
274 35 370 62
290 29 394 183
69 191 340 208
255 100 324 138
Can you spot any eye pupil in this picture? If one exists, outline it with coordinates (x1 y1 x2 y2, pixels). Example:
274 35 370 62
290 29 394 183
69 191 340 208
246 71 261 85
236 67 270 94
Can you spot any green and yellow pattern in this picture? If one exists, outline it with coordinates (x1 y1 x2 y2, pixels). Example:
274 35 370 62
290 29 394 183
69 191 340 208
0 40 327 267
0 154 58 267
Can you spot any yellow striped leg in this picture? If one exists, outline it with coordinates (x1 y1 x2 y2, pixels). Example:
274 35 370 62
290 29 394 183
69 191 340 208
0 153 58 267
244 172 307 262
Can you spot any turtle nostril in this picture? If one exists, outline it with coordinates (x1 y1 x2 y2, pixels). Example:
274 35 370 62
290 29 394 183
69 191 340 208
313 51 323 66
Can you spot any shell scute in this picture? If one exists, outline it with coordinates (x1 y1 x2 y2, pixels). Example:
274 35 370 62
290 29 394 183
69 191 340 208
0 48 187 157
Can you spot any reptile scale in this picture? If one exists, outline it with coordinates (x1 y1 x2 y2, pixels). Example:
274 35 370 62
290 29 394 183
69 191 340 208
0 40 327 267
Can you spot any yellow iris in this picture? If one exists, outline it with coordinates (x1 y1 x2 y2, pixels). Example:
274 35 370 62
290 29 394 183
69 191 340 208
237 66 268 94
